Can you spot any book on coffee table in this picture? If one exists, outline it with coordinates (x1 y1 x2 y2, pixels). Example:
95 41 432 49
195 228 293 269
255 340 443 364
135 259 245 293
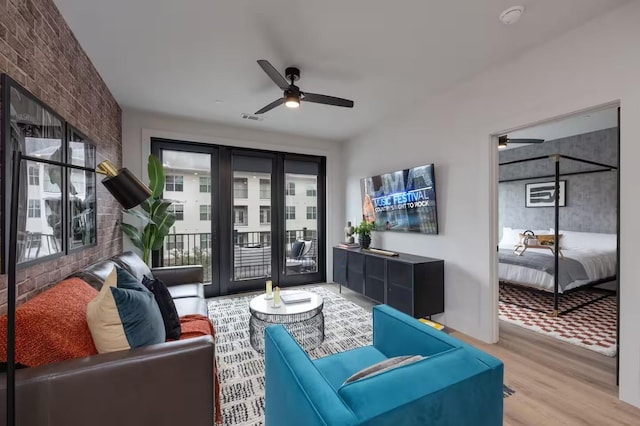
281 293 312 304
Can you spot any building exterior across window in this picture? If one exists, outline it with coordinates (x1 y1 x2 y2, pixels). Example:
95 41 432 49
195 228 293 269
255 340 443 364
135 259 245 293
165 175 184 192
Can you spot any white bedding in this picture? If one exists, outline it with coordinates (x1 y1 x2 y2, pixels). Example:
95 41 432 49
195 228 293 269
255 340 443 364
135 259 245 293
498 246 617 292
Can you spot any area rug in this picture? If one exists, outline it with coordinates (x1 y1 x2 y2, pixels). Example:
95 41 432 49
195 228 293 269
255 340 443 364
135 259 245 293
209 287 513 426
208 287 372 426
499 283 617 357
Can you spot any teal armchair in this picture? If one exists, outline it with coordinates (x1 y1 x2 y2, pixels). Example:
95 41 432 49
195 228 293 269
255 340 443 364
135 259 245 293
265 305 503 426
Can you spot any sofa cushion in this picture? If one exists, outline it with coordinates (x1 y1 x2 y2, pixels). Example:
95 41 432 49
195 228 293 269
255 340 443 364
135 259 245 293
313 346 388 392
167 283 204 299
173 297 208 317
143 276 182 340
86 267 165 353
290 241 305 259
0 278 99 366
343 355 424 385
112 251 153 283
68 260 120 290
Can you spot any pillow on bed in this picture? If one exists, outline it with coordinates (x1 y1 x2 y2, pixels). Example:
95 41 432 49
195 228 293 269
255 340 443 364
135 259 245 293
553 230 617 251
499 227 551 248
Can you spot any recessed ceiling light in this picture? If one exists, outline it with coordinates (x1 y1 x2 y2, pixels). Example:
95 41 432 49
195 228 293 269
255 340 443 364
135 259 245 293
215 100 223 104
500 6 525 25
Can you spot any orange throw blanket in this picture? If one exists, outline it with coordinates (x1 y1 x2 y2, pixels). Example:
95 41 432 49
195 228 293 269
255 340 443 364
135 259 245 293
179 314 222 425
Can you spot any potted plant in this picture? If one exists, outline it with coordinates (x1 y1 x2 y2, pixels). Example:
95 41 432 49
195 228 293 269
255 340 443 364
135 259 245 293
120 154 176 265
353 220 375 249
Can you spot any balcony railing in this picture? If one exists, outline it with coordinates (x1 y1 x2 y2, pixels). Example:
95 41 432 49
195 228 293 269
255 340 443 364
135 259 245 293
161 229 317 283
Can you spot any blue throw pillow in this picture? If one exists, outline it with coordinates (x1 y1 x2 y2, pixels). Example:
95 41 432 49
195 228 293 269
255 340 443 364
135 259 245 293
291 241 305 259
87 267 166 353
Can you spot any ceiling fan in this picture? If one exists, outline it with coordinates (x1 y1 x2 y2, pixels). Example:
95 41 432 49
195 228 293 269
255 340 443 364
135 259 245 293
498 135 545 149
254 59 354 114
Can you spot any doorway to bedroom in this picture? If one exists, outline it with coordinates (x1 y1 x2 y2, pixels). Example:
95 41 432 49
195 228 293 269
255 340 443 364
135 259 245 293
495 105 620 379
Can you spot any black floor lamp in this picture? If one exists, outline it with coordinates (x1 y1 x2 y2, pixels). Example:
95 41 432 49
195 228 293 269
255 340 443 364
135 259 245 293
5 153 151 426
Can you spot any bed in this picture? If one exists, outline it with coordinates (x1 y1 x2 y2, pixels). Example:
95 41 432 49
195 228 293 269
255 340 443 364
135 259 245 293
498 228 617 293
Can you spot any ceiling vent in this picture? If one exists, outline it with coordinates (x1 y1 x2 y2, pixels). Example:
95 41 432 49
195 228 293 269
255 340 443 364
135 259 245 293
500 6 525 25
241 113 264 122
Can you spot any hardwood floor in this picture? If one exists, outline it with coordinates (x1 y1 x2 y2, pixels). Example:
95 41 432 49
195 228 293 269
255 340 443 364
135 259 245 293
320 283 640 425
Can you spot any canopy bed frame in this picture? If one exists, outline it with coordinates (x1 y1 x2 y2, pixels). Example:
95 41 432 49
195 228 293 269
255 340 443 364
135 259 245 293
499 153 618 316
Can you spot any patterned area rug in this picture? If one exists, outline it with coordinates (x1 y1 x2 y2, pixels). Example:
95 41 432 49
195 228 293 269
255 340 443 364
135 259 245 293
209 287 515 425
208 287 372 426
499 284 617 356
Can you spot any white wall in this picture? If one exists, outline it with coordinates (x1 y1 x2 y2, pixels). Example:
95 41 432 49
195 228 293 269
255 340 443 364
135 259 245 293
121 109 343 280
342 1 640 407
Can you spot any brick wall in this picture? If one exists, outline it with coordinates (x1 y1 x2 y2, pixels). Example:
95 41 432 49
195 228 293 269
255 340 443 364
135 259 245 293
0 0 122 313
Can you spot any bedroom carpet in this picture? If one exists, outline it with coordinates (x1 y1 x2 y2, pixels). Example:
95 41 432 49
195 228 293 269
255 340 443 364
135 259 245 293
499 284 617 357
209 287 513 426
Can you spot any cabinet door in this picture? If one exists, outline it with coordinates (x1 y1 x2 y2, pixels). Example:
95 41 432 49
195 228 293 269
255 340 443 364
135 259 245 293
387 283 413 316
347 252 365 293
365 256 385 303
386 261 414 316
333 248 348 285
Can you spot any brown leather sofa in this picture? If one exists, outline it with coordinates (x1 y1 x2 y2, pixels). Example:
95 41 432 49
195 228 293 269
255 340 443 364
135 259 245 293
0 252 216 426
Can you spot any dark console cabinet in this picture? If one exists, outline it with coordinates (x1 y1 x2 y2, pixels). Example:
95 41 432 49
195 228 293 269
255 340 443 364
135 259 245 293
333 247 444 318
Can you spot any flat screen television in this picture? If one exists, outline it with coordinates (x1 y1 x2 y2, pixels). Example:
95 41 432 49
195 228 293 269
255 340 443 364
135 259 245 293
360 163 438 234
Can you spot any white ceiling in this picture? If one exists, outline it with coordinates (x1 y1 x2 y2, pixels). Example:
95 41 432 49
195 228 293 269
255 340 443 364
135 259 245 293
53 0 629 141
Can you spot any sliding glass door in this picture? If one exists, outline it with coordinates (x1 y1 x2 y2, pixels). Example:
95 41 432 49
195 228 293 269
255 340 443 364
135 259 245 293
151 139 325 296
151 141 219 295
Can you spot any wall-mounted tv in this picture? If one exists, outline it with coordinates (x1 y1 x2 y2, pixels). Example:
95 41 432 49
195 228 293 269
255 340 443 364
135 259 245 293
360 164 438 234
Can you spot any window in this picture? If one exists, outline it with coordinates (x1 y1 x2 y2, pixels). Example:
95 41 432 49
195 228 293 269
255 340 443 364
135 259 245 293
168 204 184 221
27 199 41 218
234 206 248 226
43 173 58 192
166 235 184 251
306 185 317 197
286 182 296 196
260 179 271 199
199 176 211 193
165 175 184 192
285 230 297 245
200 204 211 221
234 178 248 198
306 206 317 220
28 167 39 185
260 232 271 246
285 206 296 220
200 234 211 250
234 231 248 246
260 206 271 225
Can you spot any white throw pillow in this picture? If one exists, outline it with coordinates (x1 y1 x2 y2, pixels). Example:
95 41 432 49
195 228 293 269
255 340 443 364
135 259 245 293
499 227 551 248
554 230 617 251
342 355 424 385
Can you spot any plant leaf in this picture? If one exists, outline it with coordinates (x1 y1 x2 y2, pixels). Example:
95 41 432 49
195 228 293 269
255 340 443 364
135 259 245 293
150 214 176 250
123 208 155 225
150 200 172 222
147 154 165 199
120 223 144 251
140 199 152 213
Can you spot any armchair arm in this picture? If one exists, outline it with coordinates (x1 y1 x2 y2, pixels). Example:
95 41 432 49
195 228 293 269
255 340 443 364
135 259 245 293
373 305 503 370
152 265 204 286
265 326 358 426
338 348 503 426
0 336 215 426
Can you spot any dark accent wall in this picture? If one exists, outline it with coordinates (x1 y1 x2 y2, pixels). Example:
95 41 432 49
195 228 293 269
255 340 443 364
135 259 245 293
499 127 618 234
0 0 122 313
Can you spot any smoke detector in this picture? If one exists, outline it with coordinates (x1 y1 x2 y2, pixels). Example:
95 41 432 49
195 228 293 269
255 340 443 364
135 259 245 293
500 6 525 25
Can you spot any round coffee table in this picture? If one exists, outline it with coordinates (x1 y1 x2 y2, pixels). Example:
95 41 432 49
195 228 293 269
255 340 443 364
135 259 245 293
249 290 324 353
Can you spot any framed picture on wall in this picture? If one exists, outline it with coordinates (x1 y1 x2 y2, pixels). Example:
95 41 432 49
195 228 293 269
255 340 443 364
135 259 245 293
525 181 566 208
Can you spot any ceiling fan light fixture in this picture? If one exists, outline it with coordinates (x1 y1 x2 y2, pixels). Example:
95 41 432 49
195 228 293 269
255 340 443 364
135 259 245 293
285 95 300 108
498 140 508 150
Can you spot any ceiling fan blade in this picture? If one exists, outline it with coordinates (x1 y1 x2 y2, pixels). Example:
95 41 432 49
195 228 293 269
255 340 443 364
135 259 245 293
255 98 284 114
303 92 354 108
508 138 545 144
257 60 289 90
